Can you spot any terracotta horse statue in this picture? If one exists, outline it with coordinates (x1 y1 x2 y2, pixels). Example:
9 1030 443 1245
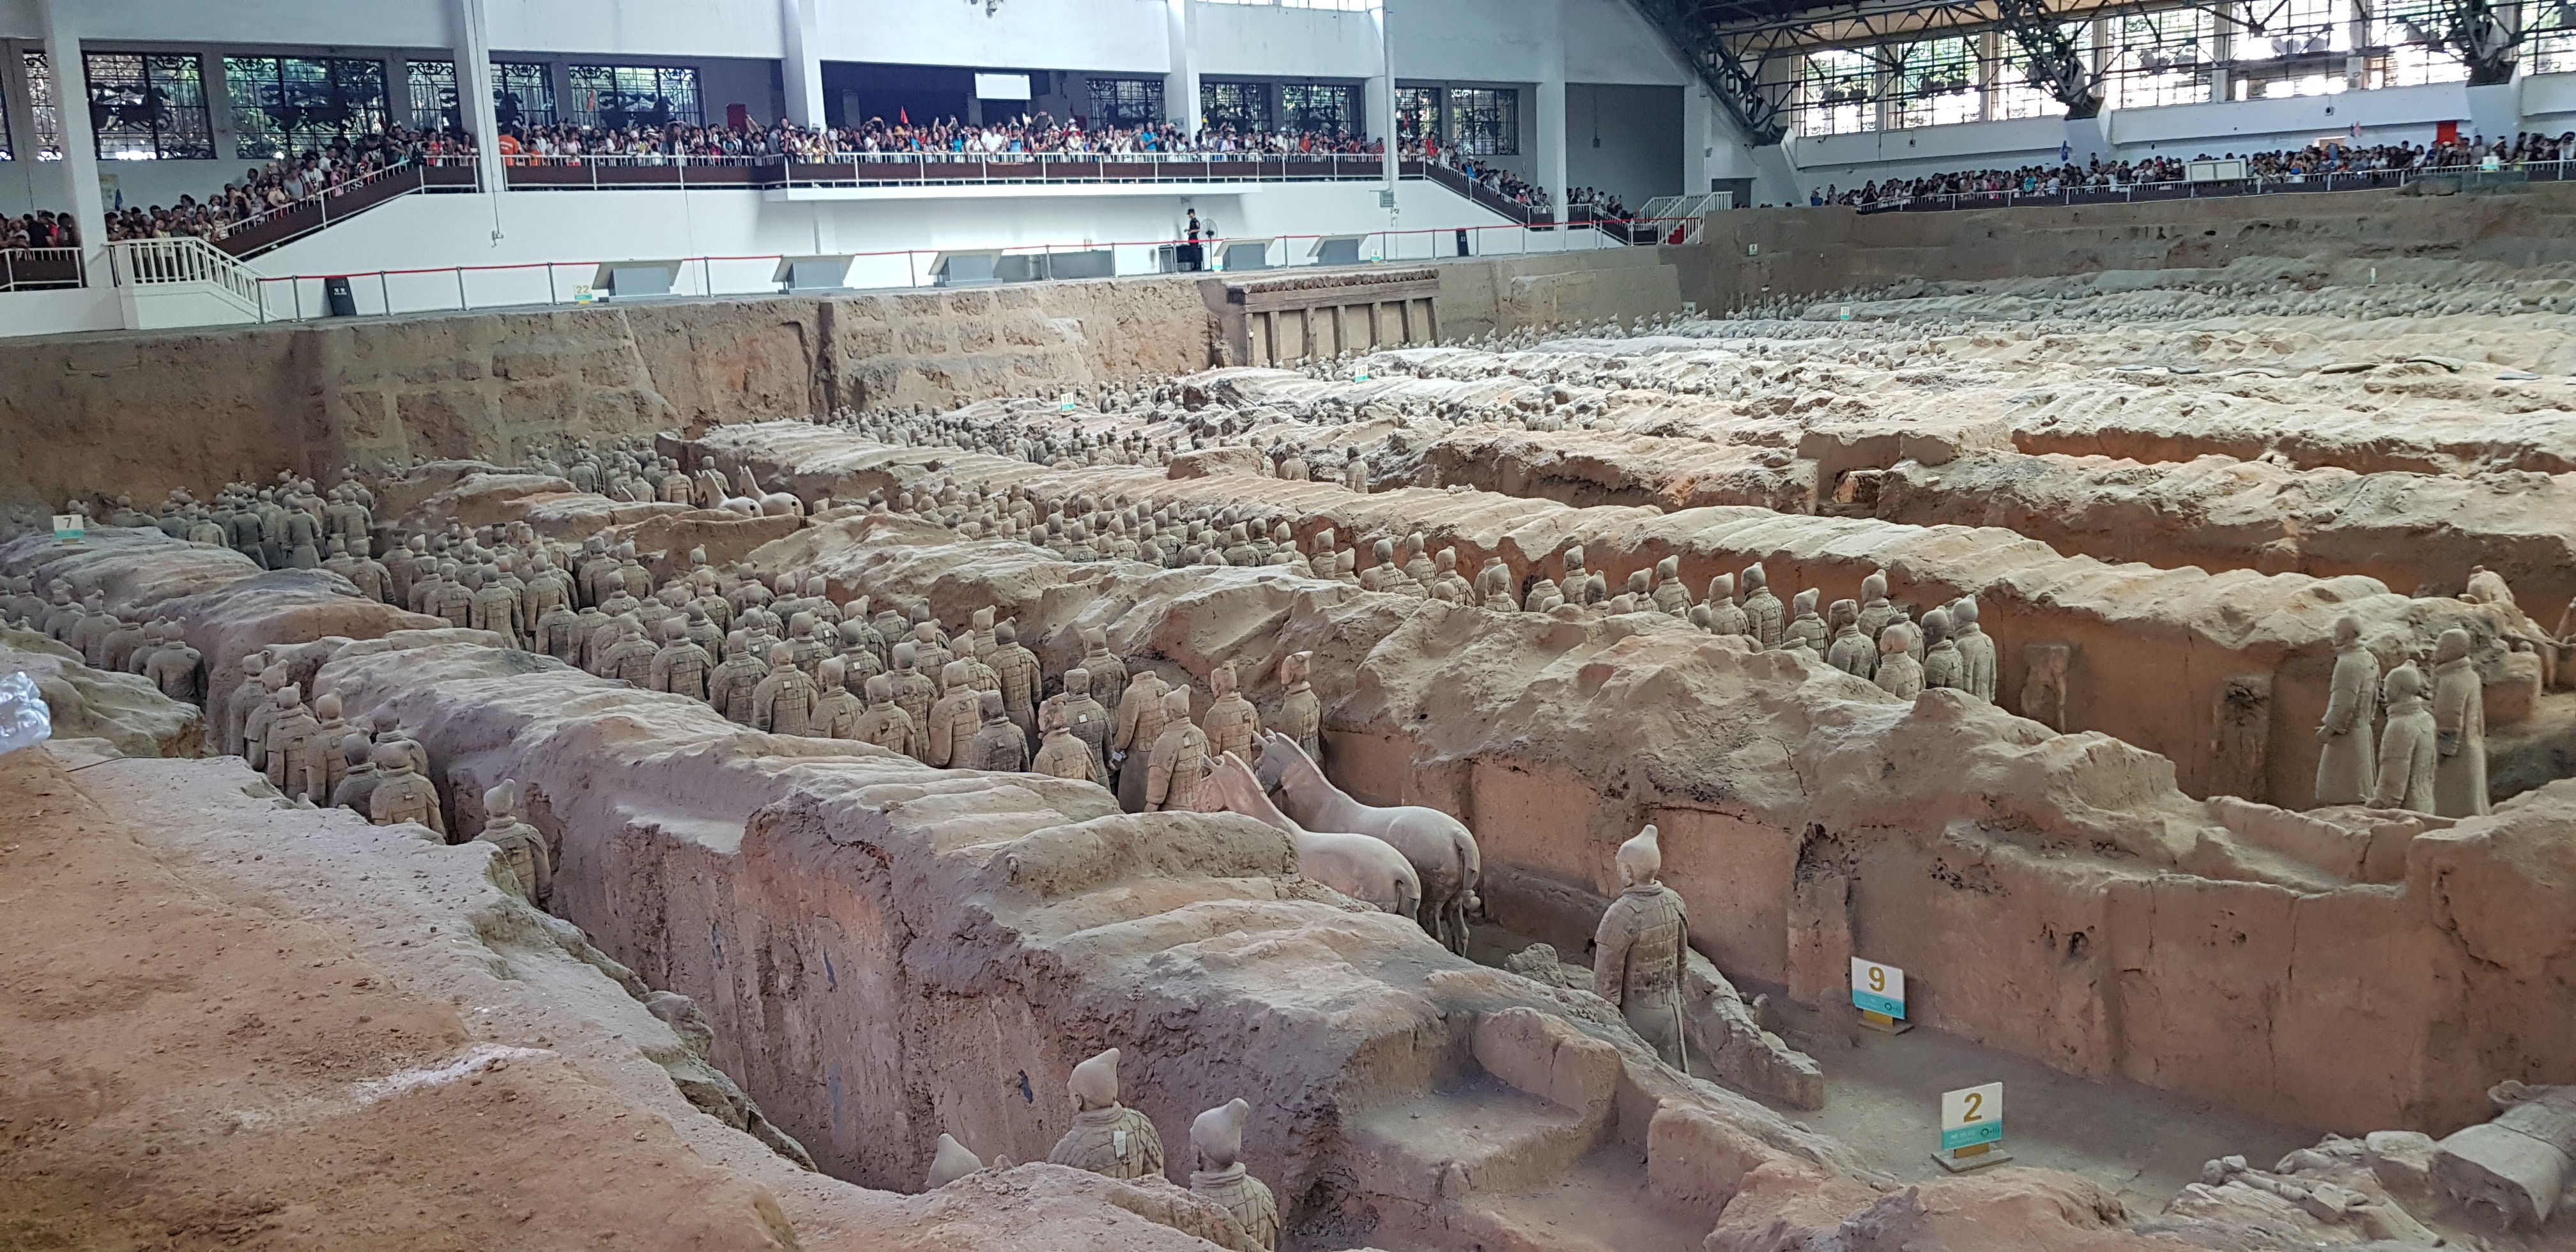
1254 731 1480 952
1198 751 1420 921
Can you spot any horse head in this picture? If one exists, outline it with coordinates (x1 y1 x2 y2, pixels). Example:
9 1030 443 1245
1253 731 1303 790
1197 750 1262 818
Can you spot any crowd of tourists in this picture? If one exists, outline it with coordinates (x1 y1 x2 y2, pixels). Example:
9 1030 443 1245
78 112 1388 248
485 115 1383 162
1810 132 2576 208
102 121 474 244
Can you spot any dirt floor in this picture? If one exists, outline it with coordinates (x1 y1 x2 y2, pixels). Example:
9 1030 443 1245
1468 920 2317 1218
0 744 1264 1252
0 744 808 1252
1760 1003 2319 1211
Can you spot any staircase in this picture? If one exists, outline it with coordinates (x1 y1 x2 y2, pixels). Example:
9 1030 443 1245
1424 161 1559 227
108 237 268 328
211 159 480 259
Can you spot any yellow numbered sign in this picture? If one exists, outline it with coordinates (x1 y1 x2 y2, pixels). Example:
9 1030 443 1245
1940 1082 2003 1153
1850 958 1905 1019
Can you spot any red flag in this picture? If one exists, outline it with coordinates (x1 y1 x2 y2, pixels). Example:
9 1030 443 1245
900 107 910 125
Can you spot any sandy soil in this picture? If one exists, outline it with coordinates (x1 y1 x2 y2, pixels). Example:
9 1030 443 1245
0 742 1274 1252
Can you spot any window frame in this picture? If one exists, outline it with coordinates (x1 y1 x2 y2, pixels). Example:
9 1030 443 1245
1085 76 1164 128
1446 86 1517 155
85 51 215 160
224 54 390 160
491 61 558 130
1200 80 1273 134
566 63 703 130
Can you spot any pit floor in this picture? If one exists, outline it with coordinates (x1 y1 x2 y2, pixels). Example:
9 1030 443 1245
1468 925 2317 1215
1756 998 2318 1212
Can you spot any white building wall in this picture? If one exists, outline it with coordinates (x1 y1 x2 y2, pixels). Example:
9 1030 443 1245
1193 3 1368 80
231 176 1542 319
808 0 1169 74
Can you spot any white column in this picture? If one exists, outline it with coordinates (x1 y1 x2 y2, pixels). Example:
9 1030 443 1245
36 0 107 284
1 41 41 171
1682 82 1712 195
1373 0 1395 192
780 0 825 126
1537 0 1568 223
452 0 505 195
1164 0 1199 134
203 52 239 167
386 55 411 132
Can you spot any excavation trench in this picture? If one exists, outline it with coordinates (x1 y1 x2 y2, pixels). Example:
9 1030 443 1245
304 634 1834 1252
12 483 2576 1249
684 422 2552 813
556 485 2569 1139
1395 422 2576 639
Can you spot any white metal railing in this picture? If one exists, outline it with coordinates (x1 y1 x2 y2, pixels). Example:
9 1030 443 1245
208 157 455 243
0 246 85 291
241 214 1703 324
109 237 263 309
420 149 1399 190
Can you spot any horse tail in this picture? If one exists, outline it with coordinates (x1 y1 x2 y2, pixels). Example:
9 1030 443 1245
1394 863 1422 924
1453 819 1482 901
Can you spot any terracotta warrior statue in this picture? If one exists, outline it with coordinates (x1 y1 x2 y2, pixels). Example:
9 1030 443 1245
1273 652 1320 761
924 1133 1001 1190
476 780 553 904
1200 661 1261 764
648 617 712 702
1948 596 1995 701
368 741 448 839
1075 626 1128 703
1856 570 1897 646
1593 825 1688 1069
2371 662 2438 813
852 674 918 758
1112 669 1169 811
1919 607 1963 692
1031 699 1101 782
751 643 820 737
1045 1048 1165 1181
811 657 862 738
964 691 1029 772
1475 557 1517 611
2315 615 2379 806
1650 556 1690 616
1144 687 1209 813
1873 624 1924 699
887 643 940 761
1704 573 1749 639
1189 1099 1279 1251
926 660 982 767
2430 628 2488 818
989 620 1041 741
1739 563 1784 649
1781 588 1827 655
1825 599 1873 679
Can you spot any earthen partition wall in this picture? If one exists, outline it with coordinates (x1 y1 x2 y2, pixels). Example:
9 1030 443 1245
689 422 2513 811
0 250 1701 513
696 514 2573 1137
1687 183 2576 315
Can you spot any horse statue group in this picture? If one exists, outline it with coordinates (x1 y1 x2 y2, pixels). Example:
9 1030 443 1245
1197 731 1482 954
